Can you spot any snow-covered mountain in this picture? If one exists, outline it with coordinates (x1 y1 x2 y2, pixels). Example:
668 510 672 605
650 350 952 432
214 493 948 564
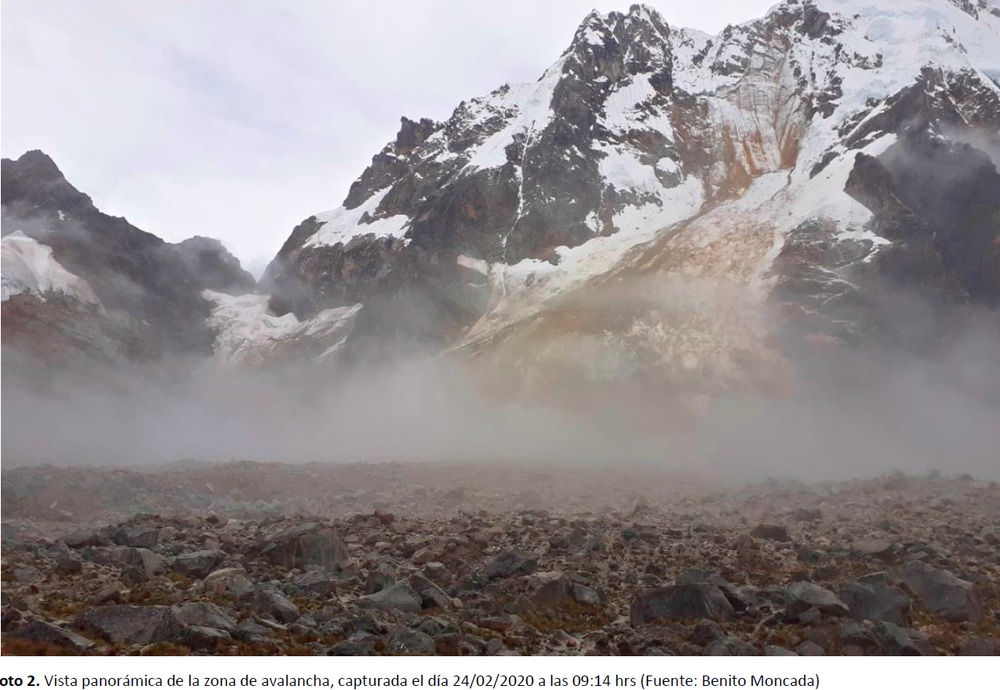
4 0 998 388
254 0 999 386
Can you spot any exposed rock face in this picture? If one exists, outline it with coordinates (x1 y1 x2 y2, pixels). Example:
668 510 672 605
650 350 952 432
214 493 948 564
773 66 1000 350
1 150 255 368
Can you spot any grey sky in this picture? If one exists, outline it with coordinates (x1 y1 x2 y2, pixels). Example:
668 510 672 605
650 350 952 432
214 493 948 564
2 0 775 276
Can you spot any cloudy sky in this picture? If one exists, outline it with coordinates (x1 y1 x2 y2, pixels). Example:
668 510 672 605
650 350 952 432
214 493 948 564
2 0 774 275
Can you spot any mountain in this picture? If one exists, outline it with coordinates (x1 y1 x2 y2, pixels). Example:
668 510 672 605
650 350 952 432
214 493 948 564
256 0 999 388
4 0 998 389
1 150 255 367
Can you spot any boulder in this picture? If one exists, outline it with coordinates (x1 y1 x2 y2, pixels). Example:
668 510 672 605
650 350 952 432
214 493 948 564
61 528 110 549
785 582 849 619
173 602 237 633
386 628 436 655
750 524 791 542
631 584 735 626
794 508 823 522
171 549 225 579
873 621 934 656
364 561 396 595
251 589 300 624
837 574 912 626
959 638 1000 656
75 605 186 646
9 618 95 651
676 568 727 586
571 582 602 607
203 568 256 598
359 583 422 614
796 641 826 656
850 539 896 560
482 550 537 580
409 573 452 610
55 555 83 575
261 523 349 572
890 562 983 622
122 547 168 578
329 632 378 656
295 570 339 596
529 571 572 607
703 636 758 656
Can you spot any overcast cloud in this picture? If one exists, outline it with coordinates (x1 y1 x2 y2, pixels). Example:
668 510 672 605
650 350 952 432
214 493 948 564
1 0 775 276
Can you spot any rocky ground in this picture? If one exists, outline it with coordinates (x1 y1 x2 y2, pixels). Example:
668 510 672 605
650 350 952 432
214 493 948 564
1 461 998 656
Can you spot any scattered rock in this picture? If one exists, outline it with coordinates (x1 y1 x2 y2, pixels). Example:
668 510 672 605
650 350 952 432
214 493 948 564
386 628 436 655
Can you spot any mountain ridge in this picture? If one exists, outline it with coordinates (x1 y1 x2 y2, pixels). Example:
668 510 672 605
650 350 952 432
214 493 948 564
3 0 998 382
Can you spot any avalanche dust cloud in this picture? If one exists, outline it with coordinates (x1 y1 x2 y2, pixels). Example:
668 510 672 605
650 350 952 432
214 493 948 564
3 273 998 482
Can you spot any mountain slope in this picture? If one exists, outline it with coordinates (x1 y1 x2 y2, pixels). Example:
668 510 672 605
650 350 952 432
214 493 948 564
1 151 256 366
259 0 1000 383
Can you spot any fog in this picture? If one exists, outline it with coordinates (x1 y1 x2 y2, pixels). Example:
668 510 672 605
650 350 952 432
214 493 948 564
3 293 998 483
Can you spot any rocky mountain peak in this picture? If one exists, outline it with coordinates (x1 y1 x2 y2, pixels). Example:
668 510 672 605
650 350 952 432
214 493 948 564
1 149 97 219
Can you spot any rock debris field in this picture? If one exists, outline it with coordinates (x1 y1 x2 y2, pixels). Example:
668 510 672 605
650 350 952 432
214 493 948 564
1 461 998 656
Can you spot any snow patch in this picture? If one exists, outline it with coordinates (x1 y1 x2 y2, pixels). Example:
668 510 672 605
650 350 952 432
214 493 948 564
489 176 704 324
601 73 673 139
204 290 361 366
463 57 567 172
457 254 488 276
305 188 410 248
1 232 100 305
597 144 664 195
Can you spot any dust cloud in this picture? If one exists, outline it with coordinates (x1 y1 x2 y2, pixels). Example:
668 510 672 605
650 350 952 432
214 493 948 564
3 280 998 483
